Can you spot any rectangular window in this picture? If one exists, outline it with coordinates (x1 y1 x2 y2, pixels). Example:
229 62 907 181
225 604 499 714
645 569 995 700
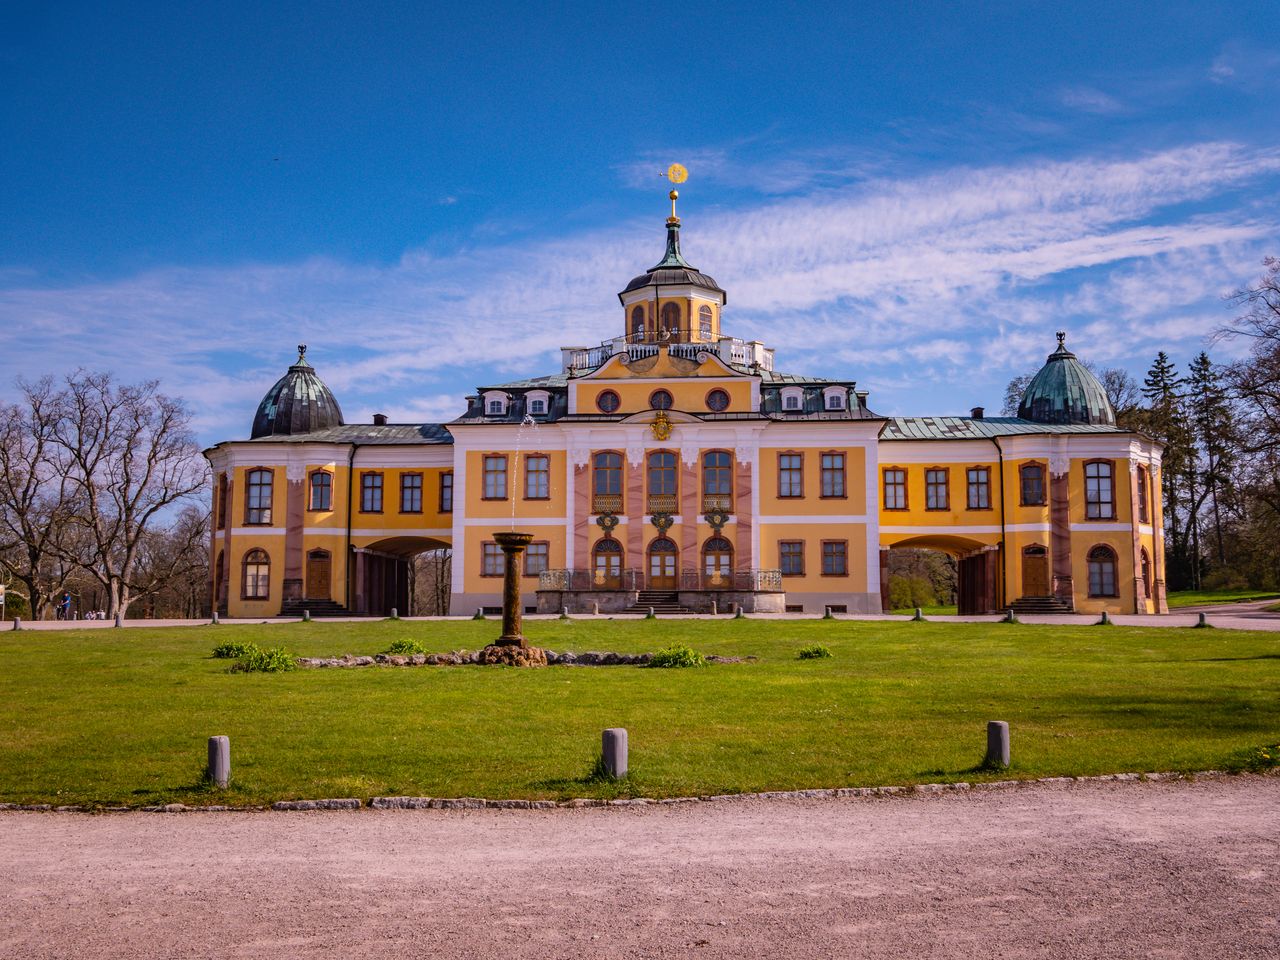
529 398 545 415
360 472 383 513
481 542 504 576
592 451 623 513
778 453 804 498
308 471 332 511
1020 464 1045 506
400 473 422 513
779 540 805 576
820 452 845 498
216 474 228 529
245 469 273 524
821 540 848 576
883 468 906 510
1085 461 1114 519
525 455 550 499
483 455 507 500
524 541 549 576
966 467 990 510
439 472 454 513
925 468 949 510
1137 465 1150 523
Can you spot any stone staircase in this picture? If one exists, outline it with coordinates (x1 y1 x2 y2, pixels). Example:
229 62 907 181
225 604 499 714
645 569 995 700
279 598 353 618
624 590 692 615
1006 595 1074 615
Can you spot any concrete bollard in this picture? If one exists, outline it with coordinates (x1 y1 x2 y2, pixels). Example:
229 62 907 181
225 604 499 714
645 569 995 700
1195 612 1210 629
823 606 833 620
734 605 744 619
710 600 718 616
912 607 925 621
560 606 570 620
1096 610 1111 625
207 735 230 789
210 611 219 625
12 617 20 631
646 606 655 619
114 613 123 628
592 602 599 616
473 607 485 620
985 721 1010 768
390 607 399 620
602 728 628 779
302 608 311 622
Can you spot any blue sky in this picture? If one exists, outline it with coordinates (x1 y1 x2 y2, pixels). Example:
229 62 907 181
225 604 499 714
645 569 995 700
2 1 1278 443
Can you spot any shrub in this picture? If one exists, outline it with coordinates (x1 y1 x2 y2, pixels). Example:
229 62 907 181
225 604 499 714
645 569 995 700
383 638 428 655
649 645 706 668
230 646 297 673
212 641 258 660
1228 742 1280 773
797 644 832 660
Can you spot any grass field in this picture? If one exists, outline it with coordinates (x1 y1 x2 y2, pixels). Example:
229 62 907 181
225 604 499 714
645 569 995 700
1 618 1277 808
888 604 958 616
1167 589 1280 607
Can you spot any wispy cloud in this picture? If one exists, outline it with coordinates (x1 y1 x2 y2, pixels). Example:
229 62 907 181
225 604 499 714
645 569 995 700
0 141 1276 435
1058 85 1126 114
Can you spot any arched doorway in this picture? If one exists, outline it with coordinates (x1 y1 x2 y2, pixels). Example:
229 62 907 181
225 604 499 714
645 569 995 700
884 534 999 615
648 537 678 590
355 535 452 617
1021 544 1050 597
593 537 622 589
702 536 733 588
306 549 332 600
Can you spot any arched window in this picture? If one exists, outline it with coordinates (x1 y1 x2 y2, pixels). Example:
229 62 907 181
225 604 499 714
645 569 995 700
1140 548 1152 599
702 536 733 587
647 451 677 513
631 305 646 341
242 549 270 600
660 301 680 338
649 389 673 410
592 451 623 513
593 537 622 588
702 450 733 511
309 470 332 511
1085 461 1115 519
699 304 713 339
1020 463 1045 506
647 536 678 588
245 469 273 524
1087 545 1118 597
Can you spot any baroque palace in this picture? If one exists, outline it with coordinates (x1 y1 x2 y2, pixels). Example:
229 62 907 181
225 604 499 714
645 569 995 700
205 191 1167 619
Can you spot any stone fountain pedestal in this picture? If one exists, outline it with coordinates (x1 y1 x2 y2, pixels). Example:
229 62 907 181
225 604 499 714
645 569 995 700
481 530 547 667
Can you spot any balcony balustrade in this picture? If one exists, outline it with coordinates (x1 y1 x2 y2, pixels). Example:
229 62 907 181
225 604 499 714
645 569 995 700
538 568 783 593
591 493 623 514
646 493 678 515
700 494 733 513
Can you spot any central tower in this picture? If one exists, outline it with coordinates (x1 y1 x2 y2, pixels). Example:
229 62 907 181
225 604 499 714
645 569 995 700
617 187 727 345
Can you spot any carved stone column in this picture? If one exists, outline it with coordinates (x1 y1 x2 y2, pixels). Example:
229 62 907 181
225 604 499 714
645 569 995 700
493 531 534 647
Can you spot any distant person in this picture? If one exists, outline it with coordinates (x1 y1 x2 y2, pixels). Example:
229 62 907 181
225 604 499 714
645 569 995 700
56 592 71 620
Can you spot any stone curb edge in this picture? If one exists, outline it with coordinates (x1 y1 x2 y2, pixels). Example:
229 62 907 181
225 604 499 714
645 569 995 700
2 768 1274 813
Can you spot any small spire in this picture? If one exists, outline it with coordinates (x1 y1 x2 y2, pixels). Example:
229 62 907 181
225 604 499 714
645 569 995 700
668 189 679 224
293 343 311 367
1056 331 1066 349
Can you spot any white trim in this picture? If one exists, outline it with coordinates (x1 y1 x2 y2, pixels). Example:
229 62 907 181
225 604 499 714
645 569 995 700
879 524 1051 535
758 514 871 524
619 286 725 306
451 449 466 594
462 517 570 527
1138 523 1154 536
1069 522 1133 532
317 527 452 538
230 526 285 536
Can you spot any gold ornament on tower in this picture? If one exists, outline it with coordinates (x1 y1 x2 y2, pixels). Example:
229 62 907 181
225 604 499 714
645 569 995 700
666 163 688 184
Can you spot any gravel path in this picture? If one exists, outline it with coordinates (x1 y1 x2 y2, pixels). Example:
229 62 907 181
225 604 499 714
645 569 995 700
2 776 1277 959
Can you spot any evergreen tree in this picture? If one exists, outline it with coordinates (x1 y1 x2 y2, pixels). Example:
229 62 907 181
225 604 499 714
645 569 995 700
1141 352 1195 589
1186 352 1237 569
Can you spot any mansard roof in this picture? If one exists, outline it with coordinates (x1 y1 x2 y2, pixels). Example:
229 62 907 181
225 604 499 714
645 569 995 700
881 416 1125 441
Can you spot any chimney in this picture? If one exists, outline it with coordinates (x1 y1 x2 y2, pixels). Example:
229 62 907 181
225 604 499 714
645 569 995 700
970 406 984 420
372 413 388 426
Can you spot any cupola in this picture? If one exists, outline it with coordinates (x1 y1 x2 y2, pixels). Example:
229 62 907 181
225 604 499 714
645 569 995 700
250 345 346 439
618 189 726 345
1017 332 1115 426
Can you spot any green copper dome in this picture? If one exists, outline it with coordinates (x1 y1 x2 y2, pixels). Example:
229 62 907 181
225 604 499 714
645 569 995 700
1017 333 1115 427
251 345 345 439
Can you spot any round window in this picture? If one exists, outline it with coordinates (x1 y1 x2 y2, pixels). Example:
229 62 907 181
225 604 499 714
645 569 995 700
706 389 730 412
649 389 673 410
596 390 621 414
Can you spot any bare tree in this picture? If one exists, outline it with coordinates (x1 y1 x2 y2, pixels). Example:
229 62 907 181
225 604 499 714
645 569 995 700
412 549 452 615
127 505 211 616
49 372 208 618
0 377 80 619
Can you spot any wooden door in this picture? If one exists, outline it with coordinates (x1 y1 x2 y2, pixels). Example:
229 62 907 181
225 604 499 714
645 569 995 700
648 539 678 590
306 550 331 599
1022 547 1050 597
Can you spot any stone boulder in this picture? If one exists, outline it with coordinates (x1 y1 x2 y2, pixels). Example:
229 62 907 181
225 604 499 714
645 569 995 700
478 644 548 667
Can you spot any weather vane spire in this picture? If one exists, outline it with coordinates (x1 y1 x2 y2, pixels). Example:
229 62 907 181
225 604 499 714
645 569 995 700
1056 331 1066 349
666 162 687 224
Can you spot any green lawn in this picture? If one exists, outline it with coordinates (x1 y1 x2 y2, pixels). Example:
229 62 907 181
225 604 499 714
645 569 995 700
888 604 958 616
1167 589 1280 608
1 618 1277 808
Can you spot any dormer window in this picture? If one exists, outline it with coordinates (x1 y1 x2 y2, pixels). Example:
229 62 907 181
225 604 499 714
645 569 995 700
784 395 800 410
781 386 805 412
482 391 509 416
824 388 846 411
529 398 545 415
525 390 551 417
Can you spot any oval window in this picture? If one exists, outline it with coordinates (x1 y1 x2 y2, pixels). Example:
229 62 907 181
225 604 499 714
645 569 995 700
649 389 673 410
706 389 729 412
596 390 621 414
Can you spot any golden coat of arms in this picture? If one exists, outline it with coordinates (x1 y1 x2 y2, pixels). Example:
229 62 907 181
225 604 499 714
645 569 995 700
651 409 673 441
